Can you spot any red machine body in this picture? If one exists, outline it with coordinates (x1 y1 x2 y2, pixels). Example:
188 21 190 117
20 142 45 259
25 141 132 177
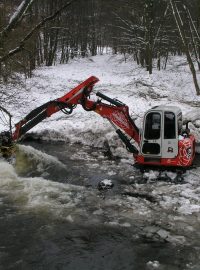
11 76 195 168
136 137 195 167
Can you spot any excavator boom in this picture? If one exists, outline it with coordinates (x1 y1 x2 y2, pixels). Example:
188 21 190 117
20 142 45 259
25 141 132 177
11 76 140 155
12 76 99 140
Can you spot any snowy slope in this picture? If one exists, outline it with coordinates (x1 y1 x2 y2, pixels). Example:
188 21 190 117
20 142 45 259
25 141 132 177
1 53 200 149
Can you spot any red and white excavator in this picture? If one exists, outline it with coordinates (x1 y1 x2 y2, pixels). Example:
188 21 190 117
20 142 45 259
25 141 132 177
0 76 196 168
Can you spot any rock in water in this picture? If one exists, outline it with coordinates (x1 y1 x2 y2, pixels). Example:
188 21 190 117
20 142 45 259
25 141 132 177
98 179 114 190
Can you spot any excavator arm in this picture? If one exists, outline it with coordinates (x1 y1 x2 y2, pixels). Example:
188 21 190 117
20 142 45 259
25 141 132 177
3 76 140 155
87 92 139 142
81 92 140 154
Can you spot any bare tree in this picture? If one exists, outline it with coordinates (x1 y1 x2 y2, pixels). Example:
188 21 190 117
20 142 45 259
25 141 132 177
170 0 200 95
0 0 77 63
1 0 200 89
0 0 35 38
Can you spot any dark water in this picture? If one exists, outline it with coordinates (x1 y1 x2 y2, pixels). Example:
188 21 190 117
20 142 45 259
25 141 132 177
0 141 199 270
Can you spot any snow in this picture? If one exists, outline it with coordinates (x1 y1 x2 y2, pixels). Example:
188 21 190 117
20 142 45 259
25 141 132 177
98 179 114 190
1 53 200 146
100 179 113 186
146 261 160 269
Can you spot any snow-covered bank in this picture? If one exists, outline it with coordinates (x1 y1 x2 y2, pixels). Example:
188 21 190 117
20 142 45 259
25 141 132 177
1 53 200 149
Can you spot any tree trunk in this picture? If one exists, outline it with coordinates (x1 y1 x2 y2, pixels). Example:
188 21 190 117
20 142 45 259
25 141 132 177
170 0 200 95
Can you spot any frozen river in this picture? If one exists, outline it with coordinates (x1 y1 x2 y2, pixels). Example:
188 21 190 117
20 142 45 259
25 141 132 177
0 140 199 270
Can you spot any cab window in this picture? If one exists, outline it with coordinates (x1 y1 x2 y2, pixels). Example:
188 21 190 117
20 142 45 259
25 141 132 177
164 112 176 139
144 112 161 140
177 113 182 134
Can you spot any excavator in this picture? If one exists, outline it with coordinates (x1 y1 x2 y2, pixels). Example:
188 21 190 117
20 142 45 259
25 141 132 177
0 76 196 169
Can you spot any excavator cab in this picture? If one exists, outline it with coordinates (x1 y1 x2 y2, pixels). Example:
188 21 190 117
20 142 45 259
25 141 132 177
137 106 195 167
141 106 181 158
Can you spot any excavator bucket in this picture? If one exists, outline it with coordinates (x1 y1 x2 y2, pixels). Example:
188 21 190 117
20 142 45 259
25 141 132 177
0 106 15 157
0 105 12 133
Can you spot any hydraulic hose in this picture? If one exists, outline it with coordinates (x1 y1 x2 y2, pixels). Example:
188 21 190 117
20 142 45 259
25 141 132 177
96 92 124 107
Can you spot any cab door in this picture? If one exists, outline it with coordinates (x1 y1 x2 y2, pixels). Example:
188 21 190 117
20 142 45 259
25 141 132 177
162 112 178 158
141 111 162 156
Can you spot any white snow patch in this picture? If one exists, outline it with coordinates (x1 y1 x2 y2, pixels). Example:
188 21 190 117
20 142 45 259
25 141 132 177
146 261 160 269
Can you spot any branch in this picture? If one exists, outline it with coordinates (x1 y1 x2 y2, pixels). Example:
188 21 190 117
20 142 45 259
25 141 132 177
0 0 77 63
183 5 200 42
153 4 169 50
0 0 35 38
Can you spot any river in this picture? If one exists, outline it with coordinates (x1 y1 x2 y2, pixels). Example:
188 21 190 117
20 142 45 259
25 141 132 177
0 140 199 270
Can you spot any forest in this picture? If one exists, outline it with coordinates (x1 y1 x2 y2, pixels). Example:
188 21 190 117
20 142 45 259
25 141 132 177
0 2 200 269
0 0 200 92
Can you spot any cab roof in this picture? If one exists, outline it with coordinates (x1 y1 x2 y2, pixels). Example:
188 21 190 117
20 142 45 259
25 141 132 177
148 105 182 115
